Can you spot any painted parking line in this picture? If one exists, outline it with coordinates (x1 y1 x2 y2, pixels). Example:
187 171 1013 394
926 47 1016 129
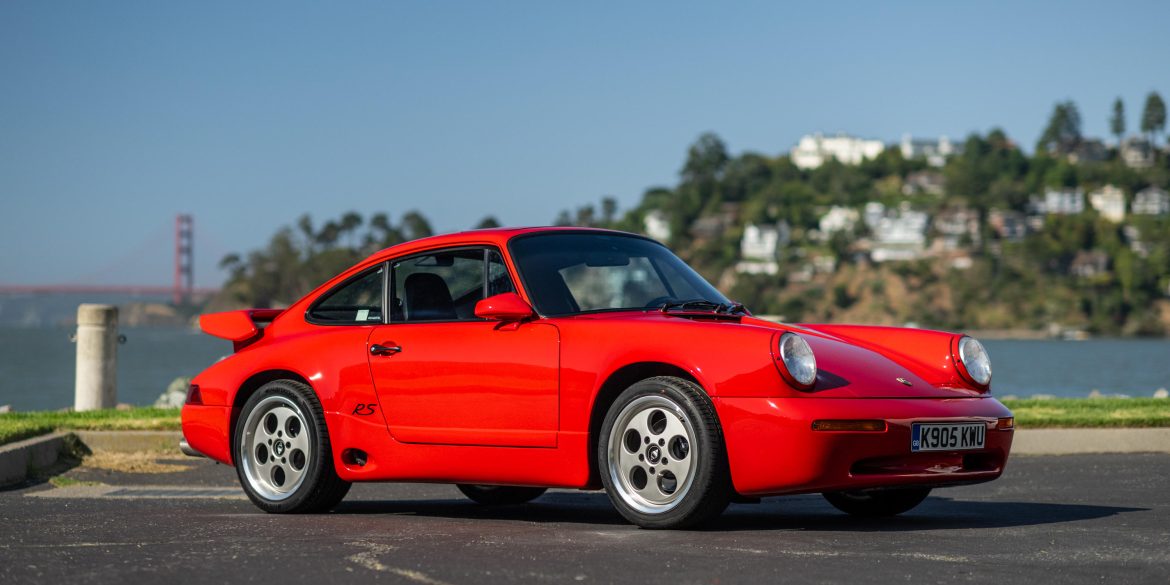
28 485 245 499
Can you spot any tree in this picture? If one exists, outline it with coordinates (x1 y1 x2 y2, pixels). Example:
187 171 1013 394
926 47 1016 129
1110 98 1126 145
475 216 501 229
1141 91 1166 146
339 211 363 248
296 213 315 253
553 210 572 226
367 212 402 248
315 220 340 248
681 132 729 185
1037 101 1082 153
401 211 433 240
600 197 618 224
575 204 596 226
218 253 244 279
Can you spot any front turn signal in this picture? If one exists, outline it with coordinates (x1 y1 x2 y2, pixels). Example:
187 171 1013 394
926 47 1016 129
996 417 1015 430
811 420 887 432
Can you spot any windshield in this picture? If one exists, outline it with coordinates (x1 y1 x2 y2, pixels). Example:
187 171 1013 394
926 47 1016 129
508 232 731 316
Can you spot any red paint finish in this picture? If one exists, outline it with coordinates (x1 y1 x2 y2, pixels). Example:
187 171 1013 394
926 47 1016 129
368 321 559 447
474 292 537 322
199 309 283 344
716 396 1013 496
182 227 1013 498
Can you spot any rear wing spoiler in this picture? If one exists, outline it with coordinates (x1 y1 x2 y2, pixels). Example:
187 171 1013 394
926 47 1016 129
199 309 284 350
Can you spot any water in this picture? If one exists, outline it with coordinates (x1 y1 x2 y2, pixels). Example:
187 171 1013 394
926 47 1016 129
0 328 1166 411
981 339 1170 399
0 327 231 411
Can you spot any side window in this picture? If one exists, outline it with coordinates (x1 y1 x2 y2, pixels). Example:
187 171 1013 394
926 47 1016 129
487 250 516 297
392 249 483 322
307 265 384 324
390 248 518 322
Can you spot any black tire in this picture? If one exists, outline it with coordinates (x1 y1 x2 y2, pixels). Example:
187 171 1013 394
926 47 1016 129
598 376 731 529
822 487 931 517
456 484 548 505
233 379 351 513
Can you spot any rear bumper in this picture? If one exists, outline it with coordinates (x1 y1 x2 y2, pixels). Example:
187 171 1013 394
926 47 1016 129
715 396 1014 497
181 404 233 465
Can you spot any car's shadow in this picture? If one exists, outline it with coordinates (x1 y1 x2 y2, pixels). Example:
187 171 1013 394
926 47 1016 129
332 491 1146 531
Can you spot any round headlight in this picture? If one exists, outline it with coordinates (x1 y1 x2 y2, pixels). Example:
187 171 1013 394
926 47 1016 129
778 332 817 388
958 336 992 386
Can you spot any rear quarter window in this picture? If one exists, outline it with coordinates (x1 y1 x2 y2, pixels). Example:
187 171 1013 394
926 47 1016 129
306 265 384 324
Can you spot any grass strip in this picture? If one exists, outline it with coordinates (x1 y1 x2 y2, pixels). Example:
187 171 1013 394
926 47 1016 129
1001 398 1170 428
0 408 180 446
1 399 1167 445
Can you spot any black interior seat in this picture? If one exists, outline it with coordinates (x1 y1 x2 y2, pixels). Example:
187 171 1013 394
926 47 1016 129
404 273 457 321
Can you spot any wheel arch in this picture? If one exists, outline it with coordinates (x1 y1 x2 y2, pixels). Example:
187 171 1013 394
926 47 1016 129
230 369 315 450
585 362 704 488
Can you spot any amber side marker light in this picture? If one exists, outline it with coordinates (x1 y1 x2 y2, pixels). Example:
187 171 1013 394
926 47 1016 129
996 417 1015 430
811 420 887 432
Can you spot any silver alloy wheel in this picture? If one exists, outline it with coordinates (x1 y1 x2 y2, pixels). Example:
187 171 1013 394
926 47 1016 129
240 395 312 501
607 395 698 514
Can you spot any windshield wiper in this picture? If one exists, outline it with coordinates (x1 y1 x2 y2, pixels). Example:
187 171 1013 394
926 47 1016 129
659 299 746 315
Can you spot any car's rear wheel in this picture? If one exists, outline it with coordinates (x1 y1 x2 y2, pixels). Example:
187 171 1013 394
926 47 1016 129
599 376 731 529
456 484 547 505
235 379 350 513
822 487 931 517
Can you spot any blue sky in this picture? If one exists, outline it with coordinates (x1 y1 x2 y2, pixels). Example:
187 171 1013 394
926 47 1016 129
1 1 1167 287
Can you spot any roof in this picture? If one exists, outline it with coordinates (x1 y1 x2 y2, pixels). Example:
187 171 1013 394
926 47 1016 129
367 226 644 262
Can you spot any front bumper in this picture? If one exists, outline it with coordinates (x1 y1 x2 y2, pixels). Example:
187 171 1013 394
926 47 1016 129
715 396 1014 497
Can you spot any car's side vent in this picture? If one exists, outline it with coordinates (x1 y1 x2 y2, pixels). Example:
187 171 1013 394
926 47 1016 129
342 448 368 467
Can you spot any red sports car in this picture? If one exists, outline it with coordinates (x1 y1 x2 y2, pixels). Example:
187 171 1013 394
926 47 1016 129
182 227 1012 528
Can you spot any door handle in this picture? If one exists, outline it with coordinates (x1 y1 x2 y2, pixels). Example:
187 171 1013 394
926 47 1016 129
370 344 402 356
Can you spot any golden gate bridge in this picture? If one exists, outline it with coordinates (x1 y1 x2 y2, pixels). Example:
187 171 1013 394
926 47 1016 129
0 214 219 305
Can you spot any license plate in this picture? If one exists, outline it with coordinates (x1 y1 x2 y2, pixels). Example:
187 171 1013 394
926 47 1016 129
911 422 985 452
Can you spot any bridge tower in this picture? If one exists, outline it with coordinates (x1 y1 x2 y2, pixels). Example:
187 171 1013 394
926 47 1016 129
174 214 194 305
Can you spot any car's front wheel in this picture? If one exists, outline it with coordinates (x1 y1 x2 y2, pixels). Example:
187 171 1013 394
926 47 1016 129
822 487 931 517
599 376 731 529
456 484 547 505
234 379 351 513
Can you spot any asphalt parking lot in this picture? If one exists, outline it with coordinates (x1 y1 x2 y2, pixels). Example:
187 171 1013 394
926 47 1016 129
1 452 1167 584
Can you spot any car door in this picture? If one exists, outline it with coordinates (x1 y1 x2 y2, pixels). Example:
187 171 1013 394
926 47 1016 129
367 246 560 448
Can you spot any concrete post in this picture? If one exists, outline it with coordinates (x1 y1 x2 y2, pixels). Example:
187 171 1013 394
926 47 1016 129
74 304 118 411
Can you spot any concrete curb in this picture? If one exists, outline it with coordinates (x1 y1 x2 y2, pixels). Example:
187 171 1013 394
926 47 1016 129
1012 428 1170 455
73 430 181 453
0 430 181 487
0 432 75 486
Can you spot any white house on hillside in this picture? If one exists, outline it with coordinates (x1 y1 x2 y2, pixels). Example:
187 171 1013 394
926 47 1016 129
868 202 929 262
818 206 860 236
988 209 1029 242
1133 186 1170 215
791 133 885 169
736 222 790 275
1121 137 1155 169
933 208 981 250
900 135 959 167
1088 185 1126 223
1035 188 1085 215
643 210 671 242
902 170 946 196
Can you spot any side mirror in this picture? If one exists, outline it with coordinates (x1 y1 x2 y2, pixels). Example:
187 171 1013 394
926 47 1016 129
475 292 536 322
